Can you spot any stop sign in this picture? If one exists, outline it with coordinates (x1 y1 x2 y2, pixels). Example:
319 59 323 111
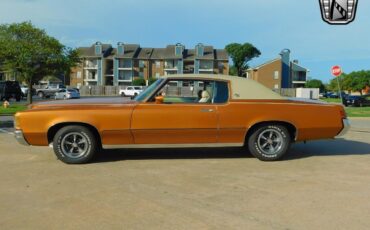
331 65 342 77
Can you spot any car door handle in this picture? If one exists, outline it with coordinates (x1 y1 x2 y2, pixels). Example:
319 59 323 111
200 108 214 113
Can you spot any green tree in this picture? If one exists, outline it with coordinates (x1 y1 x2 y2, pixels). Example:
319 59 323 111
228 65 238 76
0 21 79 103
148 77 157 85
327 74 345 92
132 78 146 86
225 43 261 77
330 71 370 94
304 79 326 92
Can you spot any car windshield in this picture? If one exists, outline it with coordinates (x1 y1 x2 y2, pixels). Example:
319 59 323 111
135 79 164 102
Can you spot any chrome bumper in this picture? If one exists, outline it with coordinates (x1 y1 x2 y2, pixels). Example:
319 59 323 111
14 130 30 146
336 119 350 137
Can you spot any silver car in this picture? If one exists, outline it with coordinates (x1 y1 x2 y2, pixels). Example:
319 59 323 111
54 89 80 100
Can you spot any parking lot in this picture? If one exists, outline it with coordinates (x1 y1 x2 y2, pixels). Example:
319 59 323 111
0 119 370 229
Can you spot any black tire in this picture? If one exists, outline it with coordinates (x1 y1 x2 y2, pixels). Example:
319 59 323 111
53 125 97 164
121 92 126 97
16 95 21 102
247 124 291 161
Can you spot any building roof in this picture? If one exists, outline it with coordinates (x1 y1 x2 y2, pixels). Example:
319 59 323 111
247 58 281 70
116 44 140 58
78 44 112 57
78 43 228 61
161 74 283 100
137 48 154 59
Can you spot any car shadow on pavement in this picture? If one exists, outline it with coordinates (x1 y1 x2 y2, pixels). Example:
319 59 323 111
284 138 370 160
94 147 251 163
93 139 370 163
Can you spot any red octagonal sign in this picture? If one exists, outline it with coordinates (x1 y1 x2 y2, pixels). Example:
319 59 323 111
331 65 342 77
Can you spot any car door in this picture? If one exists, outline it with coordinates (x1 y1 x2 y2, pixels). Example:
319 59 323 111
130 79 218 145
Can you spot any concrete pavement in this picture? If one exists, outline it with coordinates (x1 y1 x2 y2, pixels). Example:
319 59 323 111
0 125 370 229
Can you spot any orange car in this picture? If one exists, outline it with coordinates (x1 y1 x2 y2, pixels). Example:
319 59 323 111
14 74 350 164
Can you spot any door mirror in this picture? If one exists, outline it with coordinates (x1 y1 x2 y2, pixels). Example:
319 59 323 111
155 96 164 104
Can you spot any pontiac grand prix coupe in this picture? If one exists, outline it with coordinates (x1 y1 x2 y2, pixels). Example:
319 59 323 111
14 74 349 164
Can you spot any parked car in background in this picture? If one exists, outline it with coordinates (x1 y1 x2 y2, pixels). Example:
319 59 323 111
119 86 143 98
343 94 370 107
0 81 22 101
36 84 66 98
54 89 80 100
14 74 349 164
322 92 347 99
20 85 36 98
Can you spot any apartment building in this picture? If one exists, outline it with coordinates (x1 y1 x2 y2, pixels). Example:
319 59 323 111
70 42 229 87
246 49 309 90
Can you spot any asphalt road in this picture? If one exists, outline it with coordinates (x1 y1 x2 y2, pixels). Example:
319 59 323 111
0 120 370 229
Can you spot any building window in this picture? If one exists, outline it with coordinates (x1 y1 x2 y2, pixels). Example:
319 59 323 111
199 60 213 69
246 72 250 79
119 59 132 68
274 71 279 79
196 44 204 56
86 70 96 80
139 60 145 68
175 45 183 56
85 60 98 68
118 70 132 81
165 60 177 69
274 84 279 89
139 71 144 78
77 71 81 79
155 61 160 68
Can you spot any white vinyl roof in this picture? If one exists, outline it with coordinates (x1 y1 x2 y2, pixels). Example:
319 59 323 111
162 74 284 100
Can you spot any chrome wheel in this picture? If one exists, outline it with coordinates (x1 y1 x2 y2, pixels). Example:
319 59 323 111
257 129 283 155
61 132 89 158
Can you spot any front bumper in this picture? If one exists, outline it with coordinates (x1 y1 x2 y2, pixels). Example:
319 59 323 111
14 130 30 146
336 119 350 137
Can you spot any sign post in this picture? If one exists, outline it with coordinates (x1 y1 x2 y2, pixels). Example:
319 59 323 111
331 65 343 103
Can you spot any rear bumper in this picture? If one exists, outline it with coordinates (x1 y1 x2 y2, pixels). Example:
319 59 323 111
14 130 30 146
336 119 350 137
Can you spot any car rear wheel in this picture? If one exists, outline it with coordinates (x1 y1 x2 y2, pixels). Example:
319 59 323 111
247 124 291 161
53 125 97 164
121 92 126 97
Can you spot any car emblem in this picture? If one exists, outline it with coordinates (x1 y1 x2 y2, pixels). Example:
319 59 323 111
319 0 359 25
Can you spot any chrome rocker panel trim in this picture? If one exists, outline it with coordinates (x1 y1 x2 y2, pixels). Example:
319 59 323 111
103 143 244 149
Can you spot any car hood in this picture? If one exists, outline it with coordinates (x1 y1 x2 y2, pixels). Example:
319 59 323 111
29 97 137 109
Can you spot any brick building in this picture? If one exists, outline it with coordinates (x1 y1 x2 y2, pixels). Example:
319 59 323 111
246 49 308 90
70 42 229 87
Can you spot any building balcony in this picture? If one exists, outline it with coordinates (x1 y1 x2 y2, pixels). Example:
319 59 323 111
84 65 98 69
84 78 98 81
199 68 213 72
164 66 178 70
118 67 133 70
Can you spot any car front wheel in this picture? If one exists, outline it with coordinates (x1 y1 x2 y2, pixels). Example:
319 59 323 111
53 125 97 164
247 124 291 161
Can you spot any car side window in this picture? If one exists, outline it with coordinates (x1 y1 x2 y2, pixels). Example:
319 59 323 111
213 81 229 103
156 80 214 104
